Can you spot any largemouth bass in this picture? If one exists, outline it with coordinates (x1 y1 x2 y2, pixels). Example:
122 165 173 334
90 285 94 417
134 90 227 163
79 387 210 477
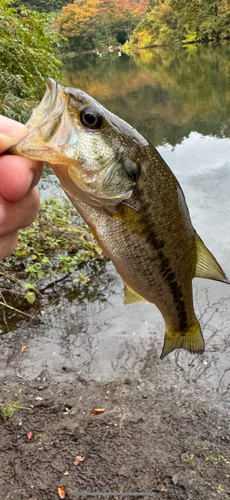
9 78 230 359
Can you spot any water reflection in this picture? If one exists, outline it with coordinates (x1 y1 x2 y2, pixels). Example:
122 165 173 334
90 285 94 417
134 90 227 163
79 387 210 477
64 43 230 146
0 258 111 334
1 45 230 407
1 263 230 404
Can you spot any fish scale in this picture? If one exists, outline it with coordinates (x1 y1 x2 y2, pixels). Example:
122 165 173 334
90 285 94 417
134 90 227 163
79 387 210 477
8 78 230 359
66 190 198 346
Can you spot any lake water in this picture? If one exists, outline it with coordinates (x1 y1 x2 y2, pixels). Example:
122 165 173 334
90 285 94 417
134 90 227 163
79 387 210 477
1 44 230 405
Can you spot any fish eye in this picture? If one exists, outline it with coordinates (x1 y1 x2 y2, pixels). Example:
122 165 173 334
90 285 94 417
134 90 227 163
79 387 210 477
80 106 103 130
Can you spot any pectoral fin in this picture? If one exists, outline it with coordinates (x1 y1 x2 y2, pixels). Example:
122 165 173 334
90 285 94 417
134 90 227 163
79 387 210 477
123 284 147 305
160 320 205 359
194 233 229 284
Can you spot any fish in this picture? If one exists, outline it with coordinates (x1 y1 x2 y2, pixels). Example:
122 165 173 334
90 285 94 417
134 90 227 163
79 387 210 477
8 78 230 359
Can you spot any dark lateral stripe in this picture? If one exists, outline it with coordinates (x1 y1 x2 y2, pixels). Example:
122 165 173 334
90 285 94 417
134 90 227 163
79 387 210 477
132 185 189 331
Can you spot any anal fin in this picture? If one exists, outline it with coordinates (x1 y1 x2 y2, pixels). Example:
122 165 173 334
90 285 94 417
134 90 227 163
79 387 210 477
160 319 205 359
123 284 147 305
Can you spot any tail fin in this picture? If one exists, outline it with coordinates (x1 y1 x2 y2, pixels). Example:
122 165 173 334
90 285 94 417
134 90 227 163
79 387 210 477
160 320 205 360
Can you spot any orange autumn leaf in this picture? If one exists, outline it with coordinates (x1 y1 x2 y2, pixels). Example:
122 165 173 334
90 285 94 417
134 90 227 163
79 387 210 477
56 0 147 40
92 408 105 414
58 486 67 499
21 345 27 353
74 455 85 465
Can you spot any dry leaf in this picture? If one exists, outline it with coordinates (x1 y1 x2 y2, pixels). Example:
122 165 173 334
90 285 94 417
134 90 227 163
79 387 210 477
172 474 179 485
92 408 105 414
58 486 67 499
74 455 85 465
27 432 33 440
21 345 27 353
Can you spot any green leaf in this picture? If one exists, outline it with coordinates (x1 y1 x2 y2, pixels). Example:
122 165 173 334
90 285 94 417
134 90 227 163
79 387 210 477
25 291 36 304
23 283 36 290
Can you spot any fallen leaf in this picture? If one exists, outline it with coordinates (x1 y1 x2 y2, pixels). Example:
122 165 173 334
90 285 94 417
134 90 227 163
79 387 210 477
172 474 179 485
27 432 33 440
159 485 167 492
58 486 67 499
92 408 105 414
74 455 85 465
21 345 27 353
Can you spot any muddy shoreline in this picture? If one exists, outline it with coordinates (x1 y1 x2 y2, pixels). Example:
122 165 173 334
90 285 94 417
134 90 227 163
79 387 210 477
1 362 230 499
1 261 230 499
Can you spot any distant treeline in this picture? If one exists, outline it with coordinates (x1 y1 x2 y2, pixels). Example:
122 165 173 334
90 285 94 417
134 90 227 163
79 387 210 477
11 0 230 50
131 0 230 48
13 0 73 13
55 0 148 52
13 0 148 51
21 0 229 50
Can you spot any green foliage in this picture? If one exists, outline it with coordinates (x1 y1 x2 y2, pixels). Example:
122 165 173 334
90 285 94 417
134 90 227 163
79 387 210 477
184 29 197 43
1 401 21 420
129 0 230 48
24 291 36 304
13 0 74 13
0 0 64 122
181 452 195 468
204 453 230 465
130 0 178 47
171 0 230 42
0 196 103 313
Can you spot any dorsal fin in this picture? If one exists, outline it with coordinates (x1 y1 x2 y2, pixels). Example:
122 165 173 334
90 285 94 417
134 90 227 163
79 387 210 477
194 233 229 284
123 284 147 305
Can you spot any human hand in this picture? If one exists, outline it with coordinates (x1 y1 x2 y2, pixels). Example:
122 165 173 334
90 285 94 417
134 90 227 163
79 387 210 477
0 116 43 260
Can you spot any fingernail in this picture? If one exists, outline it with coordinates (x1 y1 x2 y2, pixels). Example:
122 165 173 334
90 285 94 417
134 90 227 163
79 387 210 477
0 201 6 226
29 170 36 191
28 161 43 191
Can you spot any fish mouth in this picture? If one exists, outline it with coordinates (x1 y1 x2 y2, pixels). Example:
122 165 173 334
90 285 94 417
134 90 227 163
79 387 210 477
26 78 61 131
9 78 74 163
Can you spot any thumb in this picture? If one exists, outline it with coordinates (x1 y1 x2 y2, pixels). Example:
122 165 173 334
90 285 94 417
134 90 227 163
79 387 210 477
0 116 29 154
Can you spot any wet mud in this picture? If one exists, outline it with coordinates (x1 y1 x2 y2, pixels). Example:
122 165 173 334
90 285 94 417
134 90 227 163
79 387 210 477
1 360 230 499
1 260 230 499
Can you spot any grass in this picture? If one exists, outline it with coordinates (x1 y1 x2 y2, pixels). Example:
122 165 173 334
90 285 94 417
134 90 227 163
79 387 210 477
1 401 21 420
181 452 195 469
